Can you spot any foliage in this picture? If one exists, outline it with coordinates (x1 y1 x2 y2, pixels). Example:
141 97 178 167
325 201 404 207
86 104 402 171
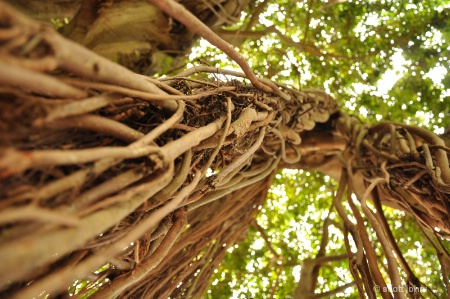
206 170 447 298
197 0 450 298
1 1 449 298
192 0 450 131
206 170 343 299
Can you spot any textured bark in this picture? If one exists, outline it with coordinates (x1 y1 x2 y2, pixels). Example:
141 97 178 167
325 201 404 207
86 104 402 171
6 0 250 75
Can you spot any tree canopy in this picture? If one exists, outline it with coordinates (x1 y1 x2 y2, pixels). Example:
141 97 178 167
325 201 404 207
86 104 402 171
193 1 450 298
195 0 449 130
0 0 449 298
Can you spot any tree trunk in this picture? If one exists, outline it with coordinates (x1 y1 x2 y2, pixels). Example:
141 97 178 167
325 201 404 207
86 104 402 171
5 0 250 75
0 2 449 298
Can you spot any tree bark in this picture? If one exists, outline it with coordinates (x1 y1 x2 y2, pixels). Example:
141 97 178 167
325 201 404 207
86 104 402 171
6 0 250 75
0 2 449 299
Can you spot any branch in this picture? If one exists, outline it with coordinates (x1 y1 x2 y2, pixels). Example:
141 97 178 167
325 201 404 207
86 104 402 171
245 0 271 30
252 219 280 260
310 281 356 299
146 0 290 100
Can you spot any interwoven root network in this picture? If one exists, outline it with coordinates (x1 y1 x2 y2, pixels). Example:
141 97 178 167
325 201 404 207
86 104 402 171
0 3 338 297
1 2 450 298
323 114 450 298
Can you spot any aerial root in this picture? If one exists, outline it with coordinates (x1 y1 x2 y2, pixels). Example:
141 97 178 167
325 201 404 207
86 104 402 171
0 2 339 297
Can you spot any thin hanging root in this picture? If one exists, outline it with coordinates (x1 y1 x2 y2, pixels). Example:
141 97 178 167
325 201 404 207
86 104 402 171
269 127 301 164
42 114 145 143
3 3 431 297
75 168 174 217
154 150 193 203
0 145 162 176
89 208 188 299
36 94 120 123
189 155 280 210
215 157 275 191
6 101 185 205
168 65 291 100
214 127 266 185
0 206 79 227
334 113 450 295
71 164 153 215
362 140 400 162
5 165 174 298
0 1 178 111
215 156 251 188
132 100 185 148
18 171 200 299
7 102 185 207
163 116 226 162
228 107 268 138
341 157 388 298
64 78 237 102
141 76 186 95
392 122 450 186
160 76 219 88
404 169 428 188
0 60 86 99
371 189 420 291
200 97 233 178
359 186 404 298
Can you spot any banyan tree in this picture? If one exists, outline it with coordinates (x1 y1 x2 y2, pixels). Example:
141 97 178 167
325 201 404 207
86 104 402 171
0 0 449 298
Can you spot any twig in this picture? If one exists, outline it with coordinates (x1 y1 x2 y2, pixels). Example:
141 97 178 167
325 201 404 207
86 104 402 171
252 219 280 259
170 65 292 99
